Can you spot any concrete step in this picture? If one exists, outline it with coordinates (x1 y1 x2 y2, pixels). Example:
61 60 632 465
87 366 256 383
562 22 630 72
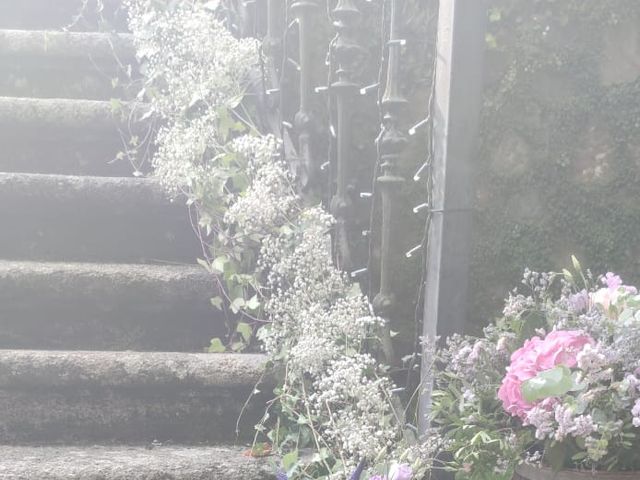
0 30 136 100
0 350 269 444
0 0 128 32
0 260 223 352
0 96 143 135
0 173 199 263
0 445 274 480
0 97 147 176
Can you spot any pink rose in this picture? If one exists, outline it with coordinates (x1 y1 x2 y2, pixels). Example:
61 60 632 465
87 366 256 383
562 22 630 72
499 372 532 418
535 330 594 370
498 330 594 419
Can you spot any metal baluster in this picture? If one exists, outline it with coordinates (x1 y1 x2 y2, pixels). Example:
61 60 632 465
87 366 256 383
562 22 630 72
291 0 319 194
373 0 407 365
330 0 363 271
264 0 284 67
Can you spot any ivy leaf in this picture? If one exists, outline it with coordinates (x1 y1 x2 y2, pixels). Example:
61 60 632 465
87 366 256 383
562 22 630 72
544 441 568 472
236 322 253 342
282 450 298 471
211 256 229 274
246 295 260 311
226 95 243 109
230 297 245 314
197 258 212 273
521 365 574 403
109 98 123 113
210 296 224 310
208 338 226 353
485 33 498 49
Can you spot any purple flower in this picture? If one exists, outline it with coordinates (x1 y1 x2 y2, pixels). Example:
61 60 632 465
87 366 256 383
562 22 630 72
568 289 588 312
369 476 387 480
389 463 413 480
349 461 366 480
603 272 622 289
276 470 287 480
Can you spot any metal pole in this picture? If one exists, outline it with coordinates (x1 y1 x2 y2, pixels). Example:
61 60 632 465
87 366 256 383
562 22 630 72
330 0 363 272
373 0 407 366
418 0 486 436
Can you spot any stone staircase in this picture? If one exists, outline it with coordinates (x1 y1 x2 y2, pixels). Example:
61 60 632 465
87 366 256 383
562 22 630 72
0 1 272 478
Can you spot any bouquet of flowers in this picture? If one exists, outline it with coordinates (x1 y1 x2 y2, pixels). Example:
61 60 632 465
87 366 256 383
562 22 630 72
432 259 640 478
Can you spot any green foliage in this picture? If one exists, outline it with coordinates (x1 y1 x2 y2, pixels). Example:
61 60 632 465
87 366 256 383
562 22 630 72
521 365 574 403
471 0 640 328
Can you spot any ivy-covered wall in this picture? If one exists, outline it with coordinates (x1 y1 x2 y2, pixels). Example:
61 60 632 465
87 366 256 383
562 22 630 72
470 0 640 326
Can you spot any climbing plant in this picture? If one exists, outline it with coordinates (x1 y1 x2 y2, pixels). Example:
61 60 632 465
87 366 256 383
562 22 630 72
471 0 640 327
124 1 438 479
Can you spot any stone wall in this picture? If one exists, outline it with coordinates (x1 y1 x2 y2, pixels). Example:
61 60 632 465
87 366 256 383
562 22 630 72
470 0 640 326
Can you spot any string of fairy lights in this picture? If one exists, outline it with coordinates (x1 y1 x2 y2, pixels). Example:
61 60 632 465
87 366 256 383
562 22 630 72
248 0 437 372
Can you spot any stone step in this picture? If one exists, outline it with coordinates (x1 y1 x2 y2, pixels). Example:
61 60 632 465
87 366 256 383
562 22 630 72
0 96 143 135
0 173 199 262
0 260 223 351
0 0 128 32
0 29 134 60
0 350 269 444
0 445 274 480
0 97 147 176
0 30 136 100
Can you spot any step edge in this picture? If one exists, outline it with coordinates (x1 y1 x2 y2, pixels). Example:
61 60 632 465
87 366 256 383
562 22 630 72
0 350 269 389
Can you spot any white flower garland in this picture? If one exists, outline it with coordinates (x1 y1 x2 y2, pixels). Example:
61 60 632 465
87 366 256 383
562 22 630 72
125 2 433 477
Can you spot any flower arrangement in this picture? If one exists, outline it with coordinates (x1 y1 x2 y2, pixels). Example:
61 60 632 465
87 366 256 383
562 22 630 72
432 259 640 478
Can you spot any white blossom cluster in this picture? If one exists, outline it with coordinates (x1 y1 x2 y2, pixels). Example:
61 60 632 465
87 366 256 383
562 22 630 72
312 354 397 460
257 206 397 461
126 1 404 471
125 0 258 191
153 117 219 193
225 135 298 235
126 0 258 118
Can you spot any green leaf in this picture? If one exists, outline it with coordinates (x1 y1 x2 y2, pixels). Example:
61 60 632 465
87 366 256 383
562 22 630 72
571 255 582 274
208 338 226 353
210 296 224 310
545 441 568 472
246 295 260 311
230 297 245 314
562 269 574 283
197 258 212 273
488 8 502 22
282 450 298 471
236 322 253 342
347 282 362 297
521 365 574 402
109 98 123 113
211 256 229 274
485 33 498 49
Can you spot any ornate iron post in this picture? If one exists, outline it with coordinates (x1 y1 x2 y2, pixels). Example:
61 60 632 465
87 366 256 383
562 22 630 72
373 0 407 365
291 0 319 194
264 0 283 63
330 0 363 271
